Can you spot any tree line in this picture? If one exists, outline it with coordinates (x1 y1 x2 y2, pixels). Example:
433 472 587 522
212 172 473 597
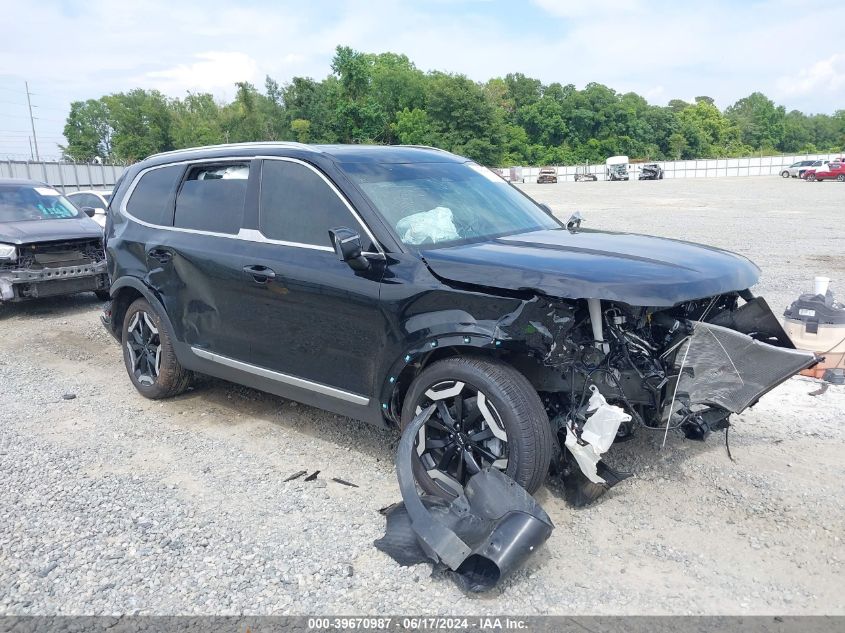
62 46 845 166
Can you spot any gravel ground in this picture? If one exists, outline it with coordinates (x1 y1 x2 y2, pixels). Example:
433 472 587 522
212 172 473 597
0 176 843 616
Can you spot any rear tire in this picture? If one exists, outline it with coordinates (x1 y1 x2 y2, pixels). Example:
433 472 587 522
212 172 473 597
837 174 845 182
400 357 552 499
122 298 192 399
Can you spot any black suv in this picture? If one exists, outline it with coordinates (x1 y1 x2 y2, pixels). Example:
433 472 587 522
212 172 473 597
103 143 814 499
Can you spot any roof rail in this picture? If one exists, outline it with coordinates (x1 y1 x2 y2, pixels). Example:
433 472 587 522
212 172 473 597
148 141 317 159
397 145 452 154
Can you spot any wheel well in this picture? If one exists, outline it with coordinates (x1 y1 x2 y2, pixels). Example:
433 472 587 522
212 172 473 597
389 345 543 423
110 286 144 337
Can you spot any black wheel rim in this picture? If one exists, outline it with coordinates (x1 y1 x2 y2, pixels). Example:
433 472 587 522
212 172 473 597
126 310 161 386
414 380 509 496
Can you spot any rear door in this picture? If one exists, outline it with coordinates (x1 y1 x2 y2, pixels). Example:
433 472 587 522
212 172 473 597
138 160 256 360
237 157 387 400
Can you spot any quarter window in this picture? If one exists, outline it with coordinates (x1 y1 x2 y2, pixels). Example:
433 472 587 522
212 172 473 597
126 165 183 226
259 160 359 248
174 164 249 235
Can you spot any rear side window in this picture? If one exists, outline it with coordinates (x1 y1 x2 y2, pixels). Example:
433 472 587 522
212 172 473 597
126 165 183 226
259 160 357 248
174 164 248 235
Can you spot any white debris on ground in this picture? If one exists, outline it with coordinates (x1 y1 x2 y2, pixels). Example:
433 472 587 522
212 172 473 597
0 177 843 615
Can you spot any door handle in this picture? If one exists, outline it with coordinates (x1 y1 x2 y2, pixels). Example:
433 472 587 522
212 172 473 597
243 264 276 283
147 248 172 264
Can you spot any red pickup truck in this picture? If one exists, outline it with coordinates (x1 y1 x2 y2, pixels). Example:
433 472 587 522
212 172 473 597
803 159 845 181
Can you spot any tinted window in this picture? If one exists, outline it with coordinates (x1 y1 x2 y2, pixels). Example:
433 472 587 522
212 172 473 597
174 164 248 234
259 160 357 247
126 165 183 226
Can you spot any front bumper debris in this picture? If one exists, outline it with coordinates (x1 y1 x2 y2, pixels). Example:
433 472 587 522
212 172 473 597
0 260 107 301
375 405 554 593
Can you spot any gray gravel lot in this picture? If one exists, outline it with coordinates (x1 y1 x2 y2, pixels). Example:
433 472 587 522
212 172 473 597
0 176 843 615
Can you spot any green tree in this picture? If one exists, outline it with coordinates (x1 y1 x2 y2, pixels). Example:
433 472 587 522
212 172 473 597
725 92 785 150
62 99 112 161
104 89 173 161
170 93 223 148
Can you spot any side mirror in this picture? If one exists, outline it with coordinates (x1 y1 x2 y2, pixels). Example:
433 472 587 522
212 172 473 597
328 227 370 271
81 207 96 218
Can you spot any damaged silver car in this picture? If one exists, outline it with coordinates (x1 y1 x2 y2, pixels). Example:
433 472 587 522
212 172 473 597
0 179 109 303
103 144 817 508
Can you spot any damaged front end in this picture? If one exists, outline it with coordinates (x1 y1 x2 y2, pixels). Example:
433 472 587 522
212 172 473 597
491 291 817 504
0 238 108 302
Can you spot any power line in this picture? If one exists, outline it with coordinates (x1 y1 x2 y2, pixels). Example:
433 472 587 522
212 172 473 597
25 81 39 160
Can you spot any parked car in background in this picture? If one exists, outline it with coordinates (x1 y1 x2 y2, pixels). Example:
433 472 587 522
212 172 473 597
67 189 112 228
605 156 629 181
800 160 832 179
536 167 558 184
101 142 814 501
0 179 109 302
804 160 845 182
780 160 817 179
638 163 664 180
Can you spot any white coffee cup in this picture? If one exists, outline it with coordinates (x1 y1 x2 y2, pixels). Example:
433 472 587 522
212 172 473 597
814 276 830 296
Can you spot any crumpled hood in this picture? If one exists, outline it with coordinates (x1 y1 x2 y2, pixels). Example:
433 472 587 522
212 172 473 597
421 228 760 306
0 217 102 245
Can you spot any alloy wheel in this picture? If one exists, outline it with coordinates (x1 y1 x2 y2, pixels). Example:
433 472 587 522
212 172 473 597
415 380 509 495
126 310 162 386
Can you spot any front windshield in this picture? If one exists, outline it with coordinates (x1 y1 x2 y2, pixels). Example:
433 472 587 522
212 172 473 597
0 185 81 223
342 161 561 248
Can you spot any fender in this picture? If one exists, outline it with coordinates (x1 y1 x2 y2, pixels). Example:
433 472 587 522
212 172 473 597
378 297 579 424
108 276 180 353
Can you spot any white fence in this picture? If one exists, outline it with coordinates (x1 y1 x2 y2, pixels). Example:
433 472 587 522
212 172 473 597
514 152 843 183
0 160 127 193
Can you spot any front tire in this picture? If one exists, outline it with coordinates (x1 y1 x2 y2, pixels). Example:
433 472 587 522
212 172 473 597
122 298 191 399
400 357 552 499
837 174 845 182
780 170 790 178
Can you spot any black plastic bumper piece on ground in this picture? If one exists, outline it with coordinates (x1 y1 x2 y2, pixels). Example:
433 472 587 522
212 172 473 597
375 405 554 593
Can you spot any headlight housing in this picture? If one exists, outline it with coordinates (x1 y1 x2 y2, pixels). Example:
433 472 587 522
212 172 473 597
0 243 16 261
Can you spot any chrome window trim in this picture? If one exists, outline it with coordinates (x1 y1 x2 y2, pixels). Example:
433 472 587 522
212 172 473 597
256 155 385 257
191 346 370 406
120 156 385 256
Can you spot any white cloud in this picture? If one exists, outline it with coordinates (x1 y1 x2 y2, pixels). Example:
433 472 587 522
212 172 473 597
531 0 644 18
776 54 845 98
142 51 261 96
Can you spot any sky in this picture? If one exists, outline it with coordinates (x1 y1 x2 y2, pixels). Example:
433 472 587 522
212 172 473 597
0 0 843 160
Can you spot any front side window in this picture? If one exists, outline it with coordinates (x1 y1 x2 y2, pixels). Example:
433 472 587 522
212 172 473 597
259 160 359 248
0 185 80 223
126 165 184 226
342 161 561 248
173 163 248 234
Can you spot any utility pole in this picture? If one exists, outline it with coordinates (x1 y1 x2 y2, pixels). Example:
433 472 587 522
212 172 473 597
28 137 33 161
25 81 40 161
